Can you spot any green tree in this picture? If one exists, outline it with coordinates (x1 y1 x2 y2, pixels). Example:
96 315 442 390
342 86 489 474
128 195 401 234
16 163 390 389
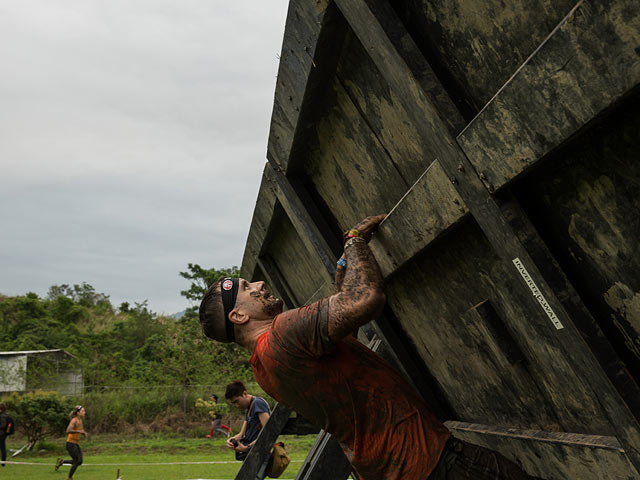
4 391 73 448
179 264 238 304
47 282 112 309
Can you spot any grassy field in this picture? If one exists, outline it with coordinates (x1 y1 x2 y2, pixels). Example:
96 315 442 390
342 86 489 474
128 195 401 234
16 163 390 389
3 433 319 480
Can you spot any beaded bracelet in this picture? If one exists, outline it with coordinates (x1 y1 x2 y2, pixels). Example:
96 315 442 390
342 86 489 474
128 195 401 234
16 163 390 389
337 257 347 269
344 236 366 248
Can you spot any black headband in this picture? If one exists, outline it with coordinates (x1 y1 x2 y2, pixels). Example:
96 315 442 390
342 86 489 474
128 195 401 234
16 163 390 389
220 277 238 342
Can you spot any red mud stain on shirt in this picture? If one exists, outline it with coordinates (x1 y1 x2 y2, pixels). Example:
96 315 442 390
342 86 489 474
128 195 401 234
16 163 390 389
251 298 450 480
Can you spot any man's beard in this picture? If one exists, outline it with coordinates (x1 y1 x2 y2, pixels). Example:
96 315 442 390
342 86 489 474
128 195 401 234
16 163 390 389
262 293 283 317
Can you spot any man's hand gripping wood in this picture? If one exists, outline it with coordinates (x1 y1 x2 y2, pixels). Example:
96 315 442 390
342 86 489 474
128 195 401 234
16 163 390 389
329 214 386 342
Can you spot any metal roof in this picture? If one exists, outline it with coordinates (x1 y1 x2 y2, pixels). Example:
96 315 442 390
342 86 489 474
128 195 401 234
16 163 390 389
0 349 75 358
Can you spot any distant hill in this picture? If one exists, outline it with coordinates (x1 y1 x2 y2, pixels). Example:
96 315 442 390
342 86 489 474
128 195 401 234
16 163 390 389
171 309 186 320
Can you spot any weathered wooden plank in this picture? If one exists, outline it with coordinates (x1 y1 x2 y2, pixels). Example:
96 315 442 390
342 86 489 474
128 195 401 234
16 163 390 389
302 280 333 306
268 0 329 168
334 32 432 189
241 164 279 280
256 255 297 311
267 164 336 285
457 0 640 191
472 300 526 366
266 209 328 306
303 75 410 232
370 159 468 277
336 0 640 471
366 309 453 421
383 222 569 430
343 0 466 135
295 431 352 480
394 0 577 112
280 415 320 436
508 95 640 418
234 403 292 480
446 421 639 480
268 0 345 172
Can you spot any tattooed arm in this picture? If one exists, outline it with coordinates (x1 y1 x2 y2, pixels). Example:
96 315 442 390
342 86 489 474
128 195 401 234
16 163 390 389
334 256 346 294
328 215 386 342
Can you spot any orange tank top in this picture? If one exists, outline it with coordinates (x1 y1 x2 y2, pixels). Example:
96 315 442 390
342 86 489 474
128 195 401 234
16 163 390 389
66 418 83 444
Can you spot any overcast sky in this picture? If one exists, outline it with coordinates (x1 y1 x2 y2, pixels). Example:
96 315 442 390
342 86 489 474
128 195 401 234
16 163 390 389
0 0 289 314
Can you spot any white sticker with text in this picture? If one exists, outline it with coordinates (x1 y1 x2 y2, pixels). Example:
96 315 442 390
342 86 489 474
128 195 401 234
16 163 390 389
513 257 564 330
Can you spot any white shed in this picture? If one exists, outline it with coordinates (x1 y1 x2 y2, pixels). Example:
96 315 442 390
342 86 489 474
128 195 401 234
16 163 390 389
0 349 83 395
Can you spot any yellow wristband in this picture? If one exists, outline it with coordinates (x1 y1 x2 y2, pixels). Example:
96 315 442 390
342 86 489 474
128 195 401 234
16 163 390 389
344 229 364 239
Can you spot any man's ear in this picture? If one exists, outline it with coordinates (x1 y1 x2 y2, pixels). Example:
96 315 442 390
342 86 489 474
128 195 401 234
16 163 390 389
229 308 250 325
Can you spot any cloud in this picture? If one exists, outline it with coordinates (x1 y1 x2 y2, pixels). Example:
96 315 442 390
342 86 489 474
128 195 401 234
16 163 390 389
0 0 288 313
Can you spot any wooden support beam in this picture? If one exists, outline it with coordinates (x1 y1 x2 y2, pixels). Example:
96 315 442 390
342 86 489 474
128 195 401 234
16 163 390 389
268 0 347 172
369 159 469 277
346 0 466 135
241 164 279 280
234 403 292 480
498 194 640 421
446 421 639 479
256 255 297 310
268 0 330 169
457 0 640 191
334 0 640 472
280 415 321 436
295 431 353 480
266 164 336 284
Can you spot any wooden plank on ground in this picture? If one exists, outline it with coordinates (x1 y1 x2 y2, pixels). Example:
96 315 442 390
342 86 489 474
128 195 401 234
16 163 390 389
446 421 639 480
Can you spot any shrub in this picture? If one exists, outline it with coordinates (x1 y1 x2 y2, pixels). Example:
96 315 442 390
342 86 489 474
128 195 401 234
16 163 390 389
2 391 74 449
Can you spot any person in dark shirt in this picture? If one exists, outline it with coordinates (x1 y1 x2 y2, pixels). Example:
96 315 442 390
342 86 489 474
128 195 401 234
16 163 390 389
200 215 540 479
224 380 270 460
0 403 9 467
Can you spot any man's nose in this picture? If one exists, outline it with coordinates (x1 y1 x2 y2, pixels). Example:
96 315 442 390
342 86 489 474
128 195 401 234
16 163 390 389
252 281 265 290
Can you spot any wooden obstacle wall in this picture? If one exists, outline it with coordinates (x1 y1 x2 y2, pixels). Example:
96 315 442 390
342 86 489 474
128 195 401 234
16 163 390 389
239 1 640 478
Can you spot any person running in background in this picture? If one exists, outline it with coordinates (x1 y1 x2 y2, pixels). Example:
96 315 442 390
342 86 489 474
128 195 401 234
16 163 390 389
55 405 87 479
224 381 270 461
206 394 230 439
0 403 9 467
